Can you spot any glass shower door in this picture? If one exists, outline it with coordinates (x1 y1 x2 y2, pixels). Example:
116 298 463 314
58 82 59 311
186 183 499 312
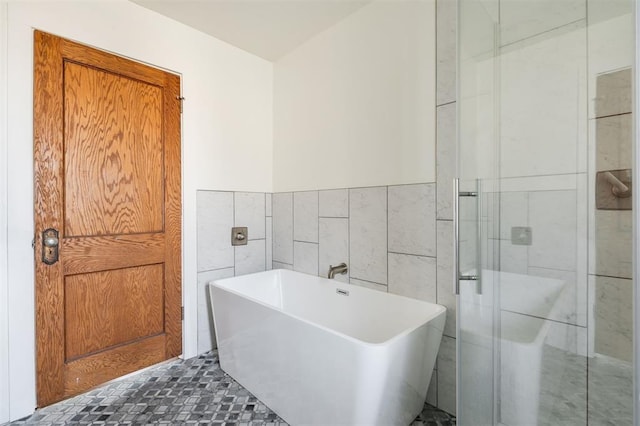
456 0 499 424
456 0 634 425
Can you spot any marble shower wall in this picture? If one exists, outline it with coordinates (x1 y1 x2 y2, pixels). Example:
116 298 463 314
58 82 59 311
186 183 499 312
196 190 273 354
592 68 633 362
484 180 590 361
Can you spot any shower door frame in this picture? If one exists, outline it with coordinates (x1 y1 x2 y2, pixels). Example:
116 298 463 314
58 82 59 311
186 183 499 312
633 2 639 424
455 0 502 423
457 0 639 424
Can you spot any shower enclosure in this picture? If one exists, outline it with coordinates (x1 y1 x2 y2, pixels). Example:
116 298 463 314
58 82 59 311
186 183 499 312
456 0 635 424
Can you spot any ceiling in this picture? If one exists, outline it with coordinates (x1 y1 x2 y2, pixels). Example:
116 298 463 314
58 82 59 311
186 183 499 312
131 0 372 61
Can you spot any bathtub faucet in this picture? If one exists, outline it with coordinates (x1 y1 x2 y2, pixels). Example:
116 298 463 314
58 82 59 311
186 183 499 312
328 263 348 279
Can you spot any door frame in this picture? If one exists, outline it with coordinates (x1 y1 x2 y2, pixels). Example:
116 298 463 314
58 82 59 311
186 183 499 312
5 4 210 420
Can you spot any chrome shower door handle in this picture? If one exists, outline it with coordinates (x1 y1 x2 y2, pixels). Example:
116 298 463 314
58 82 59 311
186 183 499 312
454 179 481 295
454 178 460 295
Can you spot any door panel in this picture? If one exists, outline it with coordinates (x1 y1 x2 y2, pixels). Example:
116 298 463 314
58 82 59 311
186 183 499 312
62 234 166 275
34 31 182 406
64 264 165 360
64 335 167 396
63 61 164 237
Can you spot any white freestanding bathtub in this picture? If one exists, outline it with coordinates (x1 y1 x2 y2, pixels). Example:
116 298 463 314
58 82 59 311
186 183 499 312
209 269 446 426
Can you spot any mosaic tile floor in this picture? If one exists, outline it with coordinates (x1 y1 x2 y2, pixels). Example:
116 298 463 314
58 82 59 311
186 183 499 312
7 351 456 426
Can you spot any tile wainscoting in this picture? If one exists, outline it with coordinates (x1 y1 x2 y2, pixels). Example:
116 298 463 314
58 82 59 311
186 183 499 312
196 184 457 415
196 191 273 355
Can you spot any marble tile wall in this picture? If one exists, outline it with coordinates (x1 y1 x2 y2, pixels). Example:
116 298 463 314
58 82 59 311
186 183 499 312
349 187 388 284
196 190 272 354
434 0 458 415
488 185 588 329
272 184 436 291
586 7 635 420
592 68 633 361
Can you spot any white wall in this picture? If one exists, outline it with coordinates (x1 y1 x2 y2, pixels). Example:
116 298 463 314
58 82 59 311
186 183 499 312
273 0 436 192
3 1 273 421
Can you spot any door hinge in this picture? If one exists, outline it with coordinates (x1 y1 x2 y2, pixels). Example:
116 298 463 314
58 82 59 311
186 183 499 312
181 306 184 320
177 96 185 113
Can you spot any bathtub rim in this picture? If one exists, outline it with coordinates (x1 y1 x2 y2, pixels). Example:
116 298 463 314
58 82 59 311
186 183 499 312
209 269 446 348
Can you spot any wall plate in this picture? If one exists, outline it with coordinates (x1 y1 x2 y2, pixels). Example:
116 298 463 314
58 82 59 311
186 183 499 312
596 169 632 210
231 227 248 246
511 226 532 246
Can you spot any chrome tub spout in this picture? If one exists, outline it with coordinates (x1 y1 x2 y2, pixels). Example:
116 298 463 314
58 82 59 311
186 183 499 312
328 263 348 279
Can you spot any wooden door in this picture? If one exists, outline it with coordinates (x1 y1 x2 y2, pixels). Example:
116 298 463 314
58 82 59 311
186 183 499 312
34 31 182 406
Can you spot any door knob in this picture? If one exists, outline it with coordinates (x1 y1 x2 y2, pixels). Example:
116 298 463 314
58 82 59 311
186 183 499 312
43 234 59 248
42 228 59 265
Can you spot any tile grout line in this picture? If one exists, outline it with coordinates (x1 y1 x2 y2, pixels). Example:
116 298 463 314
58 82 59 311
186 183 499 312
291 192 294 270
348 188 352 285
265 192 268 271
347 188 351 284
233 191 236 277
350 276 388 287
386 186 389 290
316 191 319 276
